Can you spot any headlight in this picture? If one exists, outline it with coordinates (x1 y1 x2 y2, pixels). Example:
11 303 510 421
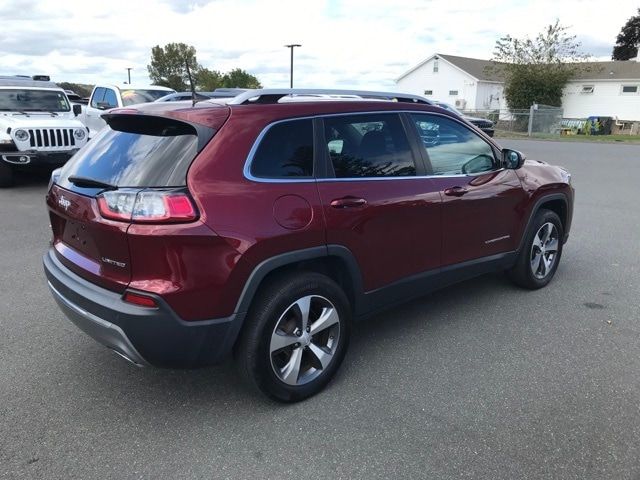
14 129 29 142
560 168 572 185
48 167 62 191
73 128 86 140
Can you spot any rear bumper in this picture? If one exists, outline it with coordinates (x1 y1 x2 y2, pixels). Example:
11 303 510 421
43 249 245 368
2 150 78 168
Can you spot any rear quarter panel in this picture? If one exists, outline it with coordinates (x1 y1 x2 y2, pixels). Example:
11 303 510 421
186 108 326 318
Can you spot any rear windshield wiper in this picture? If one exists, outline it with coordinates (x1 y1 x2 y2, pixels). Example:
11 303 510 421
67 175 118 191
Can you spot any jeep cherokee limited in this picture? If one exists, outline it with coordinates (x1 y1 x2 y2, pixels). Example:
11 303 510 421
43 89 574 402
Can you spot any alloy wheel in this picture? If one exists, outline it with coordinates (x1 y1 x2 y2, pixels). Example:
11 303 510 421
530 222 559 279
269 295 341 386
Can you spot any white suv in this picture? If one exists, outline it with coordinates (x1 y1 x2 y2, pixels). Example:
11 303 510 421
79 84 175 137
0 76 88 187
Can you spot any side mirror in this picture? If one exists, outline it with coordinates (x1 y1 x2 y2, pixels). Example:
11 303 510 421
72 104 82 116
503 149 525 169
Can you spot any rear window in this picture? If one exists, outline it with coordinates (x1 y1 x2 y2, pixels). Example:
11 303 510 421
250 119 314 178
58 116 201 188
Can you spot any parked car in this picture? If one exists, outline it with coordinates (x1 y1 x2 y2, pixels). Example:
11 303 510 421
155 89 248 102
64 90 88 105
0 76 88 187
77 84 174 137
43 88 573 401
435 101 495 137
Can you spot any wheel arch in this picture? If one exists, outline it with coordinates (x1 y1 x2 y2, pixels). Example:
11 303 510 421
517 193 570 252
234 245 365 317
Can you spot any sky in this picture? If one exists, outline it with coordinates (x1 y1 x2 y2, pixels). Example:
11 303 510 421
0 0 637 90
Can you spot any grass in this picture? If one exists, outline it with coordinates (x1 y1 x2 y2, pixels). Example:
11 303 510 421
495 130 640 144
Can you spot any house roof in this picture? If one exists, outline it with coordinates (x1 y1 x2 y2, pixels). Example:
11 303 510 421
569 60 640 81
397 53 640 83
438 54 504 82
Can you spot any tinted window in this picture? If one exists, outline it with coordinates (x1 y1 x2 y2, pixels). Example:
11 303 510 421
324 113 415 178
0 89 70 112
411 114 496 176
90 87 105 108
250 119 313 178
103 88 118 108
58 117 199 188
121 89 173 106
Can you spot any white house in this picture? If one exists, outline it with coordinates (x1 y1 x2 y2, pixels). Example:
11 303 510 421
396 54 504 111
396 53 640 122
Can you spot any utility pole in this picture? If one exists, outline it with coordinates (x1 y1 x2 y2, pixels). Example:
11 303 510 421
284 44 301 88
126 67 133 84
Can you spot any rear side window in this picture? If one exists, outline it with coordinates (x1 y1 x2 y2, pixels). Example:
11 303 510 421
58 116 202 188
323 113 416 178
250 119 314 178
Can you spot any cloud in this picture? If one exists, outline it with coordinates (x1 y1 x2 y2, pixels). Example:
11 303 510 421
576 35 615 59
0 0 637 89
158 0 218 13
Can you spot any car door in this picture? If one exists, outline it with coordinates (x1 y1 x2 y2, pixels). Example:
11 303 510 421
84 87 106 136
85 88 118 137
409 112 527 266
316 112 442 297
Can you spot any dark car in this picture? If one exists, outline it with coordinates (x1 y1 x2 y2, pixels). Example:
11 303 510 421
155 88 248 102
43 88 573 401
435 101 495 137
64 90 88 105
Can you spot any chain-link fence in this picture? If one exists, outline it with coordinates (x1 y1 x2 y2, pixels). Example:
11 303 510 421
462 104 564 136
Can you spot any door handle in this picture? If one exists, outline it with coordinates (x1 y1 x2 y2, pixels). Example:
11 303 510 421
444 186 468 197
330 197 367 209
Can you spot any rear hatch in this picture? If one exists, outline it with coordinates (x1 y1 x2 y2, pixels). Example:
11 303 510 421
46 108 227 292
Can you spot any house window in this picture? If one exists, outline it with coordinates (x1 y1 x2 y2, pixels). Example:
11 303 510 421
621 85 638 94
580 85 594 94
433 58 439 73
424 90 433 96
449 90 458 96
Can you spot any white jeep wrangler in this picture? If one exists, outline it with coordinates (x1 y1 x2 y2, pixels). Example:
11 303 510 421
0 76 88 187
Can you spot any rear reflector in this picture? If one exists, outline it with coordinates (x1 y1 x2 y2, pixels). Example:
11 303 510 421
97 190 198 223
123 292 158 308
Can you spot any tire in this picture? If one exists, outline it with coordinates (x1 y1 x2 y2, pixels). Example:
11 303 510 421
235 271 351 402
508 209 564 289
0 162 13 188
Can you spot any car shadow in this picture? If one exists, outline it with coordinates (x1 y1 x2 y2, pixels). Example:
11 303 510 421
69 271 522 412
9 170 51 188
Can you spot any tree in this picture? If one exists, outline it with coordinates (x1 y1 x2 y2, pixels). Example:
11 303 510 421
147 43 201 91
196 68 224 91
57 82 93 98
612 8 640 60
489 21 590 110
221 68 262 88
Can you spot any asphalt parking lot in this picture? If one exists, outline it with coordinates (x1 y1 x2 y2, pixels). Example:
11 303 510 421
1 139 639 479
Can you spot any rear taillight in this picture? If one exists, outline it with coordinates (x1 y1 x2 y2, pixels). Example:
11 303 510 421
97 190 198 223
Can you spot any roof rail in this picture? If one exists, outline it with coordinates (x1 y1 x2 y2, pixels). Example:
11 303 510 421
226 88 432 105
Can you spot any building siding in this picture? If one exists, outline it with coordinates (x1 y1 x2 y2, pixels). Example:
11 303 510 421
562 80 640 121
396 57 477 107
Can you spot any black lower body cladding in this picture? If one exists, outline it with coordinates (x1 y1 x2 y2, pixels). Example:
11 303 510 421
43 249 245 368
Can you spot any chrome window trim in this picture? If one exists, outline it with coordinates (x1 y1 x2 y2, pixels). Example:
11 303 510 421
243 110 503 184
243 115 317 184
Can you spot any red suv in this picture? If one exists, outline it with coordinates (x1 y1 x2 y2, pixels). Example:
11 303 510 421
43 89 574 401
